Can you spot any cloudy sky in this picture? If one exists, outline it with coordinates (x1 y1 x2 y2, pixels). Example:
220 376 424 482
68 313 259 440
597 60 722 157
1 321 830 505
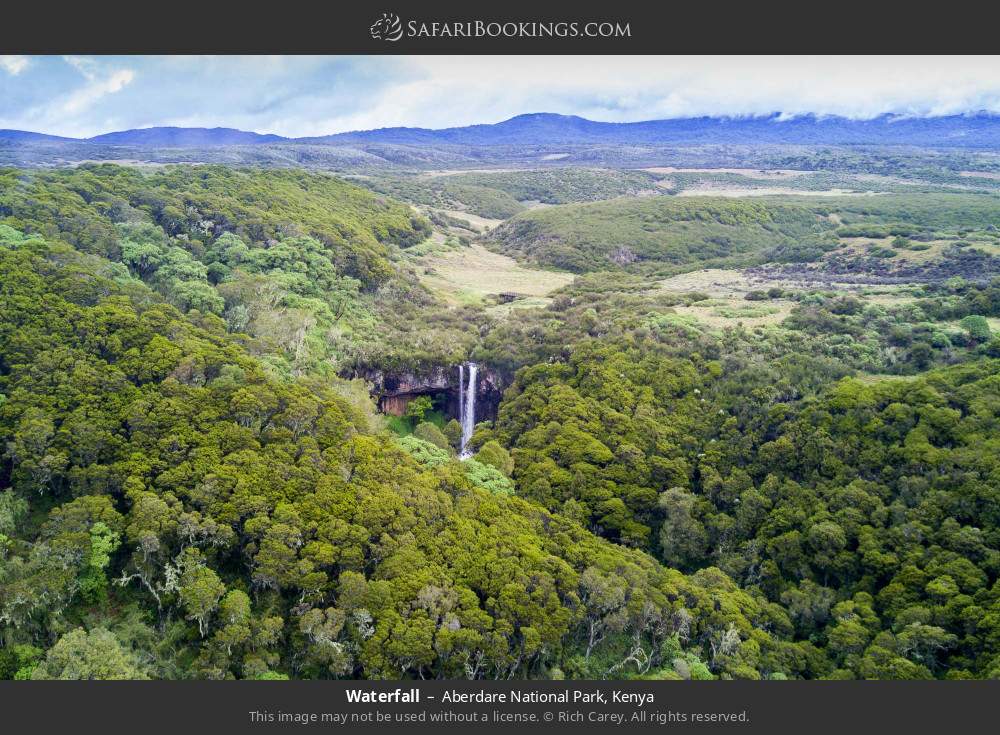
3 55 1000 138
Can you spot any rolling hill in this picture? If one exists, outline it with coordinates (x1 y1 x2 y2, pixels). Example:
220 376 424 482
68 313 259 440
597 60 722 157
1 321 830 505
86 126 288 146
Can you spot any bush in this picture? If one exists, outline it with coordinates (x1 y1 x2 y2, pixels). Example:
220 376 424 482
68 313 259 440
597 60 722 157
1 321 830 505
414 421 451 451
867 245 897 259
908 342 934 370
960 315 992 343
464 459 515 496
930 332 951 349
475 440 514 476
404 396 433 425
398 436 450 467
982 337 1000 358
443 419 463 450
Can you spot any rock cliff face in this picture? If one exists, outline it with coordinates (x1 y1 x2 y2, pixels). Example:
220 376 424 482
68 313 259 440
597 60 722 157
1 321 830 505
361 364 503 421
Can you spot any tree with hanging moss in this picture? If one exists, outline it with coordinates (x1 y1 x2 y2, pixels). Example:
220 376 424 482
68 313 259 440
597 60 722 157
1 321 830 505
31 628 148 680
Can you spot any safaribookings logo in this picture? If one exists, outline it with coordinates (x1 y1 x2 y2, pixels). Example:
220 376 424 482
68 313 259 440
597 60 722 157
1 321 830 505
369 13 631 42
370 13 404 42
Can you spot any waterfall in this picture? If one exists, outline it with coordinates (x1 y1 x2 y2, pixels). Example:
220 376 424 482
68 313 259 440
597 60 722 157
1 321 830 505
459 361 477 458
458 363 464 430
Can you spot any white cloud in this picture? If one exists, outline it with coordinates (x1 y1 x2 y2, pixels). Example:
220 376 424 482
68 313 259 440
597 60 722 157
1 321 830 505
0 55 30 75
8 55 1000 138
287 56 1000 136
60 57 135 114
61 68 135 114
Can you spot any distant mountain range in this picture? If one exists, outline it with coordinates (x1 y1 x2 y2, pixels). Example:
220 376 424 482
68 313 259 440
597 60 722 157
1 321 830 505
0 126 287 147
6 113 1000 149
310 113 1000 148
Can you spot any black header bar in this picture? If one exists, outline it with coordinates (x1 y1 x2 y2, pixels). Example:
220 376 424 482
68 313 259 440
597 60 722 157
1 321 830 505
2 1 999 54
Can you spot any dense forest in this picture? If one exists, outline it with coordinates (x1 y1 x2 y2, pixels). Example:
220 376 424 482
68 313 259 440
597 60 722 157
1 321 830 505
0 229 781 681
0 166 479 377
3 160 1000 680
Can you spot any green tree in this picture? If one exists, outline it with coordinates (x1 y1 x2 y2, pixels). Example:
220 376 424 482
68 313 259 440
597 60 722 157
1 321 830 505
178 551 227 637
78 521 122 603
443 419 463 450
404 396 433 426
31 628 148 680
475 440 514 476
413 421 450 450
658 488 708 569
960 315 991 343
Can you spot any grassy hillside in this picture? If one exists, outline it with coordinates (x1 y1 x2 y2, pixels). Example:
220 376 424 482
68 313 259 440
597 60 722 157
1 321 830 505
487 193 1000 275
487 196 838 273
454 168 660 204
359 168 661 220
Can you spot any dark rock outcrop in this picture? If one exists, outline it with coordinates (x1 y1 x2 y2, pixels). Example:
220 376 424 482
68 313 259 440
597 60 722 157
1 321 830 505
361 364 503 421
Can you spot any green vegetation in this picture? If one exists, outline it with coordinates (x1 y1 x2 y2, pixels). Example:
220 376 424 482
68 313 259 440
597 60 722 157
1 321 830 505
361 168 661 220
4 149 1000 682
487 340 1000 678
451 169 659 205
0 165 430 286
487 196 839 273
487 193 1000 276
0 230 790 681
0 166 490 376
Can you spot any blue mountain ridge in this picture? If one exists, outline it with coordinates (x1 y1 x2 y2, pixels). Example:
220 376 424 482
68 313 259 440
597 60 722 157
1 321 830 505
4 113 1000 148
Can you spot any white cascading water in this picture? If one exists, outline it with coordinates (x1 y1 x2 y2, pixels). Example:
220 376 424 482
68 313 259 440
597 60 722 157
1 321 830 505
458 363 465 435
459 362 477 458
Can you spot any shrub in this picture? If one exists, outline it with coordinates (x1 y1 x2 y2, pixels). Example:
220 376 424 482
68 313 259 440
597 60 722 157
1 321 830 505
414 421 451 451
443 419 463 450
475 440 514 476
397 436 450 467
404 396 433 425
464 460 515 496
960 315 992 343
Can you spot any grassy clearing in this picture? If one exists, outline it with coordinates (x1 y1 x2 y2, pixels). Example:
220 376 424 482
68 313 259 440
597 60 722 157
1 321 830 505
436 209 505 232
855 372 920 385
640 167 810 178
941 317 1000 333
653 267 922 333
676 186 877 198
486 295 557 316
402 230 450 257
411 243 575 305
861 292 921 306
671 298 794 331
654 268 875 298
656 268 779 297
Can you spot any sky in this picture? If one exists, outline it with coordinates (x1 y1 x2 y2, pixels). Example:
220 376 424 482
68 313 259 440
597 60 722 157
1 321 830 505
4 55 1000 138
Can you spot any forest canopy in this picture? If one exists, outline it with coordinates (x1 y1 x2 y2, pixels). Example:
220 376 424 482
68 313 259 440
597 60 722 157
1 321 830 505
3 161 1000 681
